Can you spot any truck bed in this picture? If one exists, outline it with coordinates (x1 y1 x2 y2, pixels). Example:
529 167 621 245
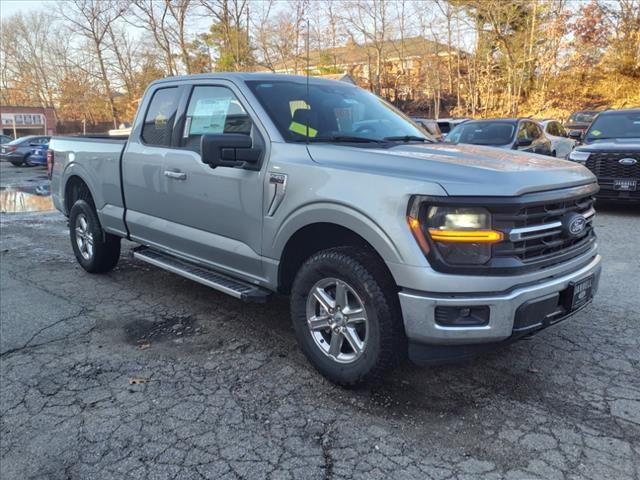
49 135 128 237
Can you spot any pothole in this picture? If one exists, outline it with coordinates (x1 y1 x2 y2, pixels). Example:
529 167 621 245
123 315 201 346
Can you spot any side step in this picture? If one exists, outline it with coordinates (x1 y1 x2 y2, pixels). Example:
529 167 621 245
133 247 271 303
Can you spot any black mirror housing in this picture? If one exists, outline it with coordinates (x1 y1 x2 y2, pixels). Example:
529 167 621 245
200 134 261 170
516 138 533 147
568 130 582 141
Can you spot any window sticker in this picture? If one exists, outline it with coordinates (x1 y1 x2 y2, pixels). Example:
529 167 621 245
190 98 230 135
591 129 601 136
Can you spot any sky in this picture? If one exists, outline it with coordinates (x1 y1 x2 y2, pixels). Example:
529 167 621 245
0 0 52 19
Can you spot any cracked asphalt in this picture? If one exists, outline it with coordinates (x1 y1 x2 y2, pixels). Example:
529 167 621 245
1 161 639 479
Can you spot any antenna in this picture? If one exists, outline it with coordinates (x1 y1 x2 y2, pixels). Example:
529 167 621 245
306 16 310 143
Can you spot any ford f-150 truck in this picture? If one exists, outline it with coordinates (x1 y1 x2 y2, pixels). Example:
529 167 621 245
50 73 602 385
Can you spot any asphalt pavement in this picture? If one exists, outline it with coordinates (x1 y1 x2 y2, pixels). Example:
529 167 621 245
1 160 639 479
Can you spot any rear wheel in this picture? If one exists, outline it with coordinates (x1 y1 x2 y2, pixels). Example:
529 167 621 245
10 156 26 167
69 200 121 273
290 247 405 386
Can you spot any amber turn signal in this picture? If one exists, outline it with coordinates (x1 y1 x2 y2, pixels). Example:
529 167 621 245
428 229 504 243
407 216 430 254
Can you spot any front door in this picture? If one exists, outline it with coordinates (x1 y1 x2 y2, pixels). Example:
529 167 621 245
157 83 266 281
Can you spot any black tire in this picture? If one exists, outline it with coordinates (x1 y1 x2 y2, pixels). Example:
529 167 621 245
69 200 121 273
10 158 25 167
290 247 406 386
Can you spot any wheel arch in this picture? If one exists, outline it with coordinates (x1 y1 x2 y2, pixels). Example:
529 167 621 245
64 174 97 215
274 205 403 294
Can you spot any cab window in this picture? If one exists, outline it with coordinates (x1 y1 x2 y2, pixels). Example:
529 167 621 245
517 123 529 141
526 122 541 139
181 86 252 152
141 87 180 147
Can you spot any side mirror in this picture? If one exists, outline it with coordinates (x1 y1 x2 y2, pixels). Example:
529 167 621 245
516 137 533 148
568 130 582 141
201 134 262 170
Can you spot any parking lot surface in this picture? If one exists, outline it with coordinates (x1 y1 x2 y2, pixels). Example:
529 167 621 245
1 161 639 479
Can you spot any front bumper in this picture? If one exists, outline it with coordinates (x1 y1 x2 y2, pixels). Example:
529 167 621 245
399 254 601 347
595 181 640 202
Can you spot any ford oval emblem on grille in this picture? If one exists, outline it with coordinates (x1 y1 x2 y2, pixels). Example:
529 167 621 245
619 158 637 166
562 213 587 238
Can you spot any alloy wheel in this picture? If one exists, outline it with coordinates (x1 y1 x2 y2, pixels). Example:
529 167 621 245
305 277 369 364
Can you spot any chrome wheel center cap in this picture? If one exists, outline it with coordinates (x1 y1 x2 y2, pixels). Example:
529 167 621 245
332 311 345 327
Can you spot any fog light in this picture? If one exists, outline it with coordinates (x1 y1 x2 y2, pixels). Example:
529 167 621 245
435 306 489 327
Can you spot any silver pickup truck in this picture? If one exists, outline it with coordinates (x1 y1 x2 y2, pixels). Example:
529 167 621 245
50 73 601 385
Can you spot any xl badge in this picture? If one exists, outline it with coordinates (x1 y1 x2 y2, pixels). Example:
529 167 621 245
562 213 587 238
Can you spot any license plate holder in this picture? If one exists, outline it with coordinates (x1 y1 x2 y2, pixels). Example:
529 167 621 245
567 275 594 311
613 178 637 191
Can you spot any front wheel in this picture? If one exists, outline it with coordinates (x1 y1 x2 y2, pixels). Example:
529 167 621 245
290 247 406 386
69 200 121 273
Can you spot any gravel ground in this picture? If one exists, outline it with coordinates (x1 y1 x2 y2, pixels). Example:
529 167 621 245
1 161 639 479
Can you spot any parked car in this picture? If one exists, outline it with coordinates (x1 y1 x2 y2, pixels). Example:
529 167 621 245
49 73 601 385
28 142 49 166
564 110 599 139
0 134 13 144
436 118 469 138
0 135 50 166
411 118 444 141
444 118 553 156
539 119 575 158
567 108 640 202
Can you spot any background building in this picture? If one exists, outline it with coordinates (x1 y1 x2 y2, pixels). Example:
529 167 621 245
0 105 56 138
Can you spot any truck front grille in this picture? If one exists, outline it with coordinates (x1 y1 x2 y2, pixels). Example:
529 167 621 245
585 153 640 179
493 194 596 270
420 184 599 275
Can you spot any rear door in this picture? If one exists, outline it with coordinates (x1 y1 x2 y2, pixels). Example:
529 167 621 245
122 84 184 246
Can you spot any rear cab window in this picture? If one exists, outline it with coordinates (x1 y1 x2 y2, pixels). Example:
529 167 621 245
141 87 180 147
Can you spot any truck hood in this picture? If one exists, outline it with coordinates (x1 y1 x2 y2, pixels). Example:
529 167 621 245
307 143 596 196
577 138 640 153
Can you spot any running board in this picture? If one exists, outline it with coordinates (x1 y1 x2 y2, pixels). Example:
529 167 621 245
133 247 271 303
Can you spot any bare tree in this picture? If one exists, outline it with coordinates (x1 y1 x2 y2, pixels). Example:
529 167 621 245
129 0 178 75
60 0 129 128
340 0 392 95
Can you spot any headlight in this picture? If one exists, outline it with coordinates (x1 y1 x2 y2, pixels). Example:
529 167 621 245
407 199 503 265
568 150 590 162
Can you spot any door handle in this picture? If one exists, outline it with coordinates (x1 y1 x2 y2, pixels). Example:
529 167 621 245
164 169 187 180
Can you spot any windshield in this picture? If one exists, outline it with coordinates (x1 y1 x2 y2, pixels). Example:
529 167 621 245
585 112 640 142
568 112 597 123
246 80 428 143
444 121 515 146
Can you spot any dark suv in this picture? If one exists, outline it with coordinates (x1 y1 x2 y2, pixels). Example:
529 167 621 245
568 108 640 202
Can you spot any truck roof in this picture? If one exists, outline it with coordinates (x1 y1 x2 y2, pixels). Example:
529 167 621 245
150 72 352 88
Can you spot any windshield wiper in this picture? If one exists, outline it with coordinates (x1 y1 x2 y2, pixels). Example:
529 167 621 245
383 135 430 143
308 135 388 144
